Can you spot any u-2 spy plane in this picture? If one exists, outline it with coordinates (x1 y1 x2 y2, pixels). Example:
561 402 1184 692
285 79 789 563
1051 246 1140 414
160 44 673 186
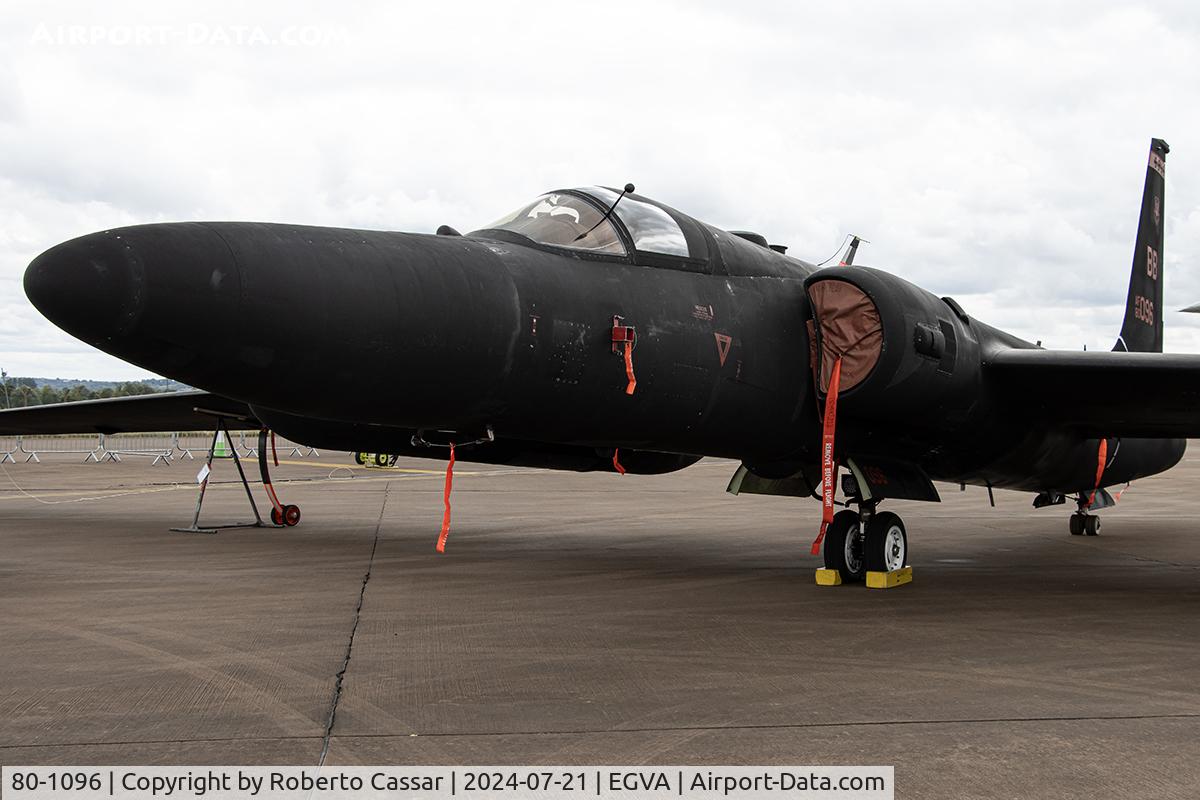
2 139 1192 582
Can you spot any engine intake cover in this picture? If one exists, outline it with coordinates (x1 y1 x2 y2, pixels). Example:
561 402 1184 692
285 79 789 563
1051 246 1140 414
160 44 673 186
806 278 883 392
804 266 983 431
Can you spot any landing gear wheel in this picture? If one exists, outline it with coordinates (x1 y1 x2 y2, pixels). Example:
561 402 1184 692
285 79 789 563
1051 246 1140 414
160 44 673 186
283 504 301 527
822 510 865 582
864 511 908 573
1069 513 1085 536
373 453 389 467
270 506 283 526
354 452 366 465
1084 515 1101 536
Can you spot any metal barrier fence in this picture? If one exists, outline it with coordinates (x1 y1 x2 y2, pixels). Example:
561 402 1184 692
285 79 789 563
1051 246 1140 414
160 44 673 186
173 431 215 460
8 431 320 464
174 430 260 460
1 435 18 464
18 434 103 463
235 431 319 459
99 432 176 465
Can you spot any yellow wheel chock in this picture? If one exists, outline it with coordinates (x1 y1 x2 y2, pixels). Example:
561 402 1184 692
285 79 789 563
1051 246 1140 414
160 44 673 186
815 566 913 588
814 568 843 586
866 566 913 589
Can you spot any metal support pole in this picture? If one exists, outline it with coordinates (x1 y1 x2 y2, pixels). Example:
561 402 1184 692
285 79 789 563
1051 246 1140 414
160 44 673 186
174 427 220 533
224 419 264 527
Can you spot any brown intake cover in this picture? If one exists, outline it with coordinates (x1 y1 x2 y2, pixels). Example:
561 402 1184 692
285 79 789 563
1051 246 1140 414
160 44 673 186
807 279 883 392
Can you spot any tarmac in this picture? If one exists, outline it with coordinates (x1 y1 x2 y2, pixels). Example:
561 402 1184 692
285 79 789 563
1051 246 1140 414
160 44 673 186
2 447 1199 798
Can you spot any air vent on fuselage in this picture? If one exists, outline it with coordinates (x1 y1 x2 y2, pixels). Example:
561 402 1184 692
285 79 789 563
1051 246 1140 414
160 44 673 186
941 296 969 323
729 230 769 248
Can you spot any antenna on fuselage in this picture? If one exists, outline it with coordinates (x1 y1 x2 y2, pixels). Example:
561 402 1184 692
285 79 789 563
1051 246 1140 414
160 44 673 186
574 183 635 242
815 233 870 267
839 235 867 266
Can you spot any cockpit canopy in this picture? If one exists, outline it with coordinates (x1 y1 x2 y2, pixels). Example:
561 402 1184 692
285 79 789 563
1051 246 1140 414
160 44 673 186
481 192 626 254
477 187 692 259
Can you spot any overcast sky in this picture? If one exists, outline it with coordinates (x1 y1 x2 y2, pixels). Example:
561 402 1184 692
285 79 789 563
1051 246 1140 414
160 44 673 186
2 0 1200 380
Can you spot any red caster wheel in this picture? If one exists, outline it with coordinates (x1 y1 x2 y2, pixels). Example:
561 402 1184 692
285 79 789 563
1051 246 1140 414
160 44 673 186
283 504 301 526
270 506 283 526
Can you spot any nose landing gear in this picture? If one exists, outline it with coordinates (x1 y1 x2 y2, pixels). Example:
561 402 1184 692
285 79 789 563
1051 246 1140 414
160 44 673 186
864 511 908 572
820 494 911 588
822 509 865 582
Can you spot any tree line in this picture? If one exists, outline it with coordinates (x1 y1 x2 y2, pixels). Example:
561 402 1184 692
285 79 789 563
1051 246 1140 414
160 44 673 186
0 376 168 409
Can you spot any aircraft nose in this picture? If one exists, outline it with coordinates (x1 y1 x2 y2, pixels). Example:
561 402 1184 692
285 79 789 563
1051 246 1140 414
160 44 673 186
24 223 242 375
24 221 519 425
25 230 143 346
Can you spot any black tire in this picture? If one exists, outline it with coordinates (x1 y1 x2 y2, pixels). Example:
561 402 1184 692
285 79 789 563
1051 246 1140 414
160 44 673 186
1069 514 1085 536
283 504 301 527
864 511 908 573
822 510 865 582
270 506 283 526
354 452 366 465
373 453 389 467
1084 515 1101 536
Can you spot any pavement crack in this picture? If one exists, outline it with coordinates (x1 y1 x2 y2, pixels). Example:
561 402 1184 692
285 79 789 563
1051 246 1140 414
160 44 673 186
316 481 389 766
1122 554 1200 569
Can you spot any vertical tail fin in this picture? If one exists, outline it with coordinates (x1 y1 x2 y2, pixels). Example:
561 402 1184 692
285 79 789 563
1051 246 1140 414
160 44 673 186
1114 137 1169 353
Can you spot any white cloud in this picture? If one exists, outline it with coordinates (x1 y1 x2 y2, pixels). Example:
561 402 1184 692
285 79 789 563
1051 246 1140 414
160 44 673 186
1 0 1199 379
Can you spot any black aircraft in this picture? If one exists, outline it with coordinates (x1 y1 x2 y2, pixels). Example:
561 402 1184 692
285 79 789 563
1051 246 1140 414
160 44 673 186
2 139 1193 581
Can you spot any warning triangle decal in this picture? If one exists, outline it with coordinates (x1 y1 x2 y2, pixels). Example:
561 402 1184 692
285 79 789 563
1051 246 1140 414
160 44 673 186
714 333 733 366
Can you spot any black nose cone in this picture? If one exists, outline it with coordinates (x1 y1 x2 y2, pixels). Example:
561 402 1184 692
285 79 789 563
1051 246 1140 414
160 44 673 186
24 222 245 380
25 230 143 345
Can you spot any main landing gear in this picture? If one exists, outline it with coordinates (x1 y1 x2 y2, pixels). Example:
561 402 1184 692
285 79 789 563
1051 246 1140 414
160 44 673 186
822 501 909 584
1068 514 1101 536
1069 496 1102 536
1034 489 1104 536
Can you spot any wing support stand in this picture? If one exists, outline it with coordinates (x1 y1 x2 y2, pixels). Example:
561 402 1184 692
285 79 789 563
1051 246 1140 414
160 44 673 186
169 410 287 535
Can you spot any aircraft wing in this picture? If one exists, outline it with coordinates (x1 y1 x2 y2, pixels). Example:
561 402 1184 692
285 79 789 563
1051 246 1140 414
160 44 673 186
986 349 1200 438
0 391 257 435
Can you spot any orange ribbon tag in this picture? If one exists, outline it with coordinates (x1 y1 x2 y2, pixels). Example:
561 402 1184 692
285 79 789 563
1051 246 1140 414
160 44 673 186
436 443 456 553
1087 438 1107 508
811 358 843 555
623 340 637 395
